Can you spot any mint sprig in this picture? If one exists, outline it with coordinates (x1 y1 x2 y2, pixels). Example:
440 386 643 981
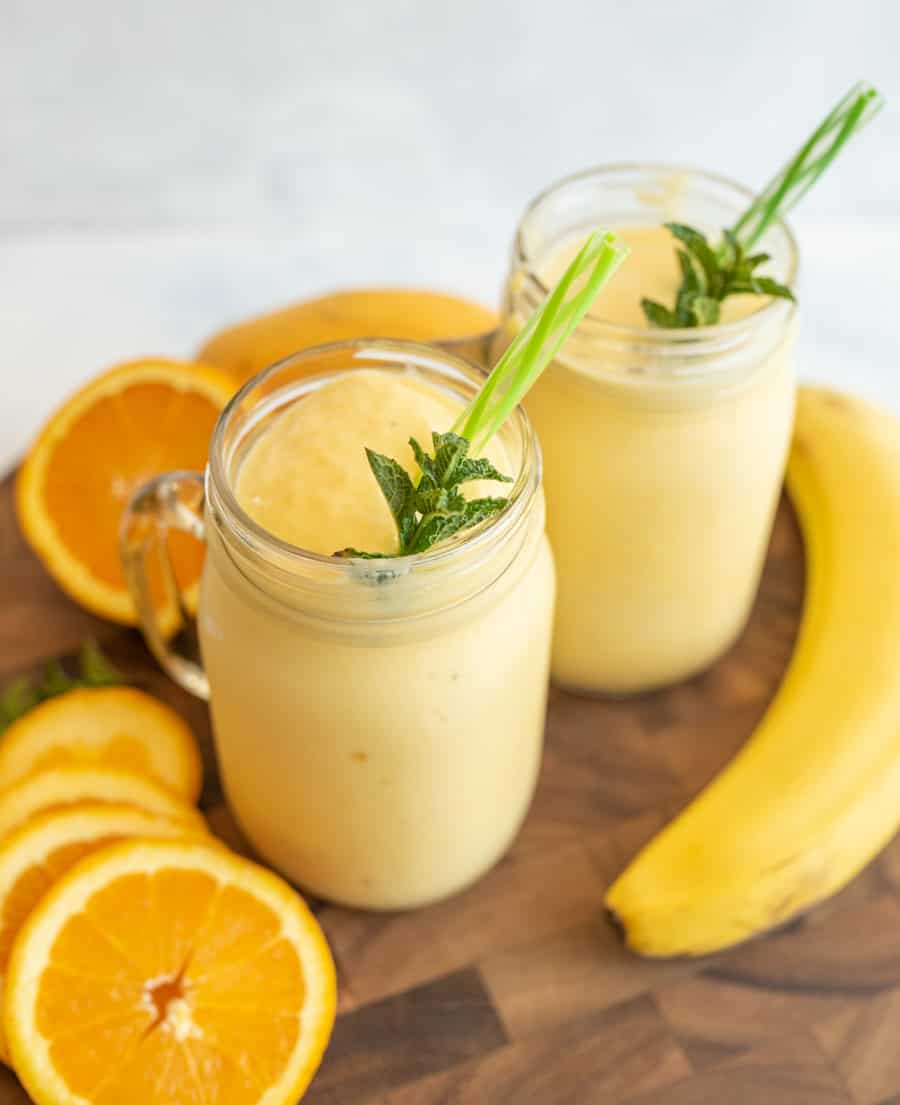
0 641 123 733
337 433 511 558
338 230 629 558
642 224 796 328
643 82 884 328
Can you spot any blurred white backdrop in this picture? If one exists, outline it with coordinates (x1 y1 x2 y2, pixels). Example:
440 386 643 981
3 0 898 469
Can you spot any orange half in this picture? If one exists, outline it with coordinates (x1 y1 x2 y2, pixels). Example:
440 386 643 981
16 358 234 624
6 838 336 1105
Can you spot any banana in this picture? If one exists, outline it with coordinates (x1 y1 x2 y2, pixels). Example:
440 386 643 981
606 386 900 957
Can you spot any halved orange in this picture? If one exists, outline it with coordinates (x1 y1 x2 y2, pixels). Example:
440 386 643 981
6 838 336 1105
0 802 204 1063
16 358 234 624
0 767 206 841
0 686 203 801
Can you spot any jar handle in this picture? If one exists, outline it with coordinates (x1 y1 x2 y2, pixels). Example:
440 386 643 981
120 471 210 700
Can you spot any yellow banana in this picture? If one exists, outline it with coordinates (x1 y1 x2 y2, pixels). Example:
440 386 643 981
606 386 900 956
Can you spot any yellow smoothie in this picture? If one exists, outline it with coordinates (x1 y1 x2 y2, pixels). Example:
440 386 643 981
504 178 797 694
199 361 555 909
235 370 506 554
540 226 763 329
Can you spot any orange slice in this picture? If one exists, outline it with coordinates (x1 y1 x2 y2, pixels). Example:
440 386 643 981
6 838 336 1105
0 767 206 841
0 802 204 1063
0 686 203 801
16 358 234 624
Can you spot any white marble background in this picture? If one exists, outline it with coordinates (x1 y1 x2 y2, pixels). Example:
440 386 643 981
3 0 898 472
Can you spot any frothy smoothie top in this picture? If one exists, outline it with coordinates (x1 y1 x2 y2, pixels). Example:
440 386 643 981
540 225 762 329
236 369 509 556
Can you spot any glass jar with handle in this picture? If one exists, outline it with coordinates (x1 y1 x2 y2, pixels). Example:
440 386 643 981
121 341 555 910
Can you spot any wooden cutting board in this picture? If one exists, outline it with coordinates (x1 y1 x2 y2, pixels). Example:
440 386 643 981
1 466 898 1105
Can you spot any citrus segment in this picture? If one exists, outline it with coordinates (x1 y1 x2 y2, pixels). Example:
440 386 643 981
16 359 234 624
0 803 200 1062
0 767 206 841
42 1011 154 1101
6 839 336 1105
0 686 203 801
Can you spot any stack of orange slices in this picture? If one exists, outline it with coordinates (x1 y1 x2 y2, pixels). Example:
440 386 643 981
4 293 494 1101
0 684 336 1105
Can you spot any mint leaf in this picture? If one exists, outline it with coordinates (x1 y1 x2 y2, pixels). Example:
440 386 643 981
688 295 721 326
365 450 414 522
334 547 393 559
749 276 796 301
0 679 40 733
454 458 513 485
718 229 740 272
676 249 703 298
668 224 720 291
40 659 76 698
406 497 508 555
641 299 681 328
431 432 469 486
0 641 124 733
405 512 469 554
744 251 771 272
414 487 466 516
365 448 417 550
459 497 510 525
78 640 123 685
409 438 438 488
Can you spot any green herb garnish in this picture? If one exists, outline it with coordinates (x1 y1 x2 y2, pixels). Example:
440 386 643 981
338 434 512 559
338 229 629 558
0 640 123 733
642 82 884 328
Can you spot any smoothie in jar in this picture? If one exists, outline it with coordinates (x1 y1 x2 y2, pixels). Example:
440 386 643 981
197 350 556 909
502 167 797 694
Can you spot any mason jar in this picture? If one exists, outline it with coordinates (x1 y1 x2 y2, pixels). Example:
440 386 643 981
500 165 797 694
121 341 555 909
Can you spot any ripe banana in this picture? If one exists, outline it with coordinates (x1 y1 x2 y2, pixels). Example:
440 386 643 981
606 386 900 956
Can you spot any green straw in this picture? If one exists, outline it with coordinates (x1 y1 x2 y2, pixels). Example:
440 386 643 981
454 229 629 455
732 82 884 251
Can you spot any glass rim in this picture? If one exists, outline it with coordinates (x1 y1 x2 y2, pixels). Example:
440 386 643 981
206 338 541 578
514 161 800 346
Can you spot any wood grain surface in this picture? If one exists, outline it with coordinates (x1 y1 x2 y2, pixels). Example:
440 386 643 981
2 467 899 1105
